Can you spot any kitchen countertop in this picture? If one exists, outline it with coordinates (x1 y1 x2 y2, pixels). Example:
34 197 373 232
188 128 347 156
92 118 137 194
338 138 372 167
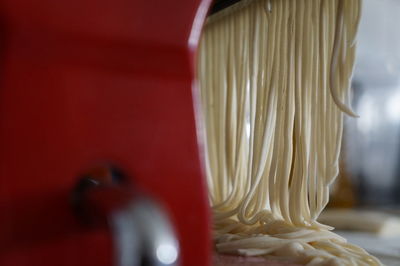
336 231 400 266
214 254 300 266
212 231 400 266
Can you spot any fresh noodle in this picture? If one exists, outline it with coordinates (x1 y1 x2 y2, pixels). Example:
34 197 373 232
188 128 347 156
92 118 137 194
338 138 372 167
197 0 381 265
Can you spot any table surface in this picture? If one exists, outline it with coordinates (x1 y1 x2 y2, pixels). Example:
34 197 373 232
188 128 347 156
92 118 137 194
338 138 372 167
213 231 400 266
213 254 300 266
337 231 400 266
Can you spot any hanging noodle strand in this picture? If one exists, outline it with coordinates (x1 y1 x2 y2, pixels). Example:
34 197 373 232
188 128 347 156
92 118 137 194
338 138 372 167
197 0 381 265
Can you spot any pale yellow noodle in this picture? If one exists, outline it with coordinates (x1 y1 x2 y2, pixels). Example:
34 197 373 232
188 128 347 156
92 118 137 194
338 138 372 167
197 0 380 265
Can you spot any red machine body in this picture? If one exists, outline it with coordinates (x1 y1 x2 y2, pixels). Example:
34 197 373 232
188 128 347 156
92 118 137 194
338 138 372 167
0 0 212 265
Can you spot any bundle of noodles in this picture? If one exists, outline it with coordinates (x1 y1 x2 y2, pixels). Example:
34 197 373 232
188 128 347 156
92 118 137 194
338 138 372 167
197 0 382 265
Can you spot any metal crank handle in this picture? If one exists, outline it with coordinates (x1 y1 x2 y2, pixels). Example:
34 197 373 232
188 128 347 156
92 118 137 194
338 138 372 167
71 168 180 266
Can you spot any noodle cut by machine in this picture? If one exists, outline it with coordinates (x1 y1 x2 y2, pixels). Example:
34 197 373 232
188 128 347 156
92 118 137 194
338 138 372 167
0 0 226 265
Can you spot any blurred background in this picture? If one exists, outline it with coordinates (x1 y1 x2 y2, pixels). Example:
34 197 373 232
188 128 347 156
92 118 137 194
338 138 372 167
346 0 400 208
326 0 400 264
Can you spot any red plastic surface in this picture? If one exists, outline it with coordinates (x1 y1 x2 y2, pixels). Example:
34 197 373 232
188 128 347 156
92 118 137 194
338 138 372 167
0 0 212 265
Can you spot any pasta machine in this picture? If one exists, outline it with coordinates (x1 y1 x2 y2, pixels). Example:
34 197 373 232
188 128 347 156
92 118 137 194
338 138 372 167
0 0 214 265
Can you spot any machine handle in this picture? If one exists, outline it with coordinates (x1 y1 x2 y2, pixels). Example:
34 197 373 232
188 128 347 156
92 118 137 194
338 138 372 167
71 169 179 266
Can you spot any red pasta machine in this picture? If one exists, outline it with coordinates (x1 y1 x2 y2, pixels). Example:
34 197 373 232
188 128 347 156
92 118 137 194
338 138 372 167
0 0 213 265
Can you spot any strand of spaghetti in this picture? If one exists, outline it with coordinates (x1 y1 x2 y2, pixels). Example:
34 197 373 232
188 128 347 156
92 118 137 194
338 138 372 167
329 0 359 117
197 0 381 264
